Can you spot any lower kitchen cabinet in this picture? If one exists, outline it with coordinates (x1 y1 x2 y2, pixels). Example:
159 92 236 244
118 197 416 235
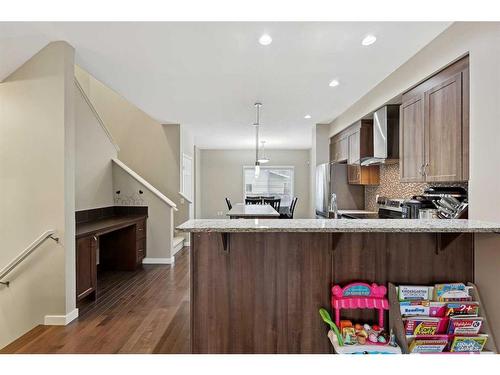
348 164 380 185
76 235 97 301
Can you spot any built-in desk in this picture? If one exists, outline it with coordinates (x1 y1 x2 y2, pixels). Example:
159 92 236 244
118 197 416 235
75 207 147 303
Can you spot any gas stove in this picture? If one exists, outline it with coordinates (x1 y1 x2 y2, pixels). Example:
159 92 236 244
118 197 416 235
340 197 404 219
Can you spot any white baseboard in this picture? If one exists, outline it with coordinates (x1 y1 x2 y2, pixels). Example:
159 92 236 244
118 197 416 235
142 257 175 265
44 308 79 326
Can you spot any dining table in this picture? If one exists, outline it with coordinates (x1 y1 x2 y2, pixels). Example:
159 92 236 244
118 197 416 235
227 203 280 219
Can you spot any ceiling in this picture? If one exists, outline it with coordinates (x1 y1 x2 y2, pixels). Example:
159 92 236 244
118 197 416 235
0 22 451 149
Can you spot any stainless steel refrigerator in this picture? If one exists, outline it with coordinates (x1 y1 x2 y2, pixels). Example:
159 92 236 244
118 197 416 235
315 163 364 218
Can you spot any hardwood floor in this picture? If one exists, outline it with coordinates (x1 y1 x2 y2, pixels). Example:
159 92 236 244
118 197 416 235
0 247 190 354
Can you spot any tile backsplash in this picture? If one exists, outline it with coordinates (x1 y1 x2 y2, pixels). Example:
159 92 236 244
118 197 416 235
364 163 468 211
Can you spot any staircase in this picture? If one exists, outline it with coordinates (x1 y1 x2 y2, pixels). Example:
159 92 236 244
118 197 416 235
172 236 185 255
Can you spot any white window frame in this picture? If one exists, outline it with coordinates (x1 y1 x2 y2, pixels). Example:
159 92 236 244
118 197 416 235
242 165 295 206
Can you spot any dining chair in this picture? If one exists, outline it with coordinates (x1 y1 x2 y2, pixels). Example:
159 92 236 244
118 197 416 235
245 197 262 205
281 197 298 219
263 198 281 212
225 198 232 210
288 197 298 218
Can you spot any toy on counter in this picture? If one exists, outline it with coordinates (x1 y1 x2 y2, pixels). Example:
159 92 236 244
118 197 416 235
323 282 401 354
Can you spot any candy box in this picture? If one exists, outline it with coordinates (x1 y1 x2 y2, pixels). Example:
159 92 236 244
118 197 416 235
447 317 483 335
450 335 488 352
398 286 431 301
445 302 479 317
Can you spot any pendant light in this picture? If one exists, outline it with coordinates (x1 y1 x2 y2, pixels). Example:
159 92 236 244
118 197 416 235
258 141 270 164
253 102 262 178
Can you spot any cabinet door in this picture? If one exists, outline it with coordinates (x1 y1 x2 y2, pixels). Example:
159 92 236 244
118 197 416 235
347 164 360 184
400 95 425 182
424 72 463 182
338 138 348 162
348 164 380 185
348 131 360 164
76 236 97 301
329 140 337 163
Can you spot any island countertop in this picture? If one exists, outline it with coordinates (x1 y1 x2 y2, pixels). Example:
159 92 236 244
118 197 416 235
177 218 500 233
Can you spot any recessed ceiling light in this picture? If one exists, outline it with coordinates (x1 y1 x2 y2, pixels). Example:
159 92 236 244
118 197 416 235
259 34 272 46
329 79 339 87
362 34 377 46
304 114 312 119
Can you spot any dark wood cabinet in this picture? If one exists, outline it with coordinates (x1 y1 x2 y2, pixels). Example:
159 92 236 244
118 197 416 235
400 95 425 182
76 235 97 301
330 137 348 163
424 73 463 182
76 215 147 303
347 164 380 185
400 56 469 182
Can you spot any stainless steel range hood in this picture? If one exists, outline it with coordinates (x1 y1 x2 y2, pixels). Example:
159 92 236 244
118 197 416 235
360 105 399 166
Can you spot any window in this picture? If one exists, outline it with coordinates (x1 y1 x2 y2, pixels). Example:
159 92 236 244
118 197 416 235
243 166 294 206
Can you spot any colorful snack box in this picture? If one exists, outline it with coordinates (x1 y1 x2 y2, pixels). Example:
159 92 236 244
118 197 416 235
450 335 488 352
447 317 483 335
398 286 431 301
445 302 479 317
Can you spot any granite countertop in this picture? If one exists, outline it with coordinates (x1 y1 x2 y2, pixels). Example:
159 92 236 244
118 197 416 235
227 204 280 217
337 209 377 214
177 219 500 233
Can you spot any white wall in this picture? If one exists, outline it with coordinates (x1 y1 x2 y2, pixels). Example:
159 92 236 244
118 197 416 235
0 41 75 349
75 84 116 210
327 22 500 343
199 149 310 219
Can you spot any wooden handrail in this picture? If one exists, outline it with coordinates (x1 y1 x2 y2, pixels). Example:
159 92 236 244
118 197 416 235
0 230 59 287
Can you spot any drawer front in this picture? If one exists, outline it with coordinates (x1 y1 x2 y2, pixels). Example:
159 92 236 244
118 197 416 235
136 220 146 239
137 238 146 263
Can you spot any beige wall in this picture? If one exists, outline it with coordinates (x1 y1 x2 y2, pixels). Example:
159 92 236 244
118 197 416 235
112 164 175 261
0 41 75 349
75 84 116 210
74 66 189 227
199 149 310 219
309 124 331 217
328 22 500 343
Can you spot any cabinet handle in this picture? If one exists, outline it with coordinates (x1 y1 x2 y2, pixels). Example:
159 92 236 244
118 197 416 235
138 228 143 231
424 162 429 176
93 235 98 241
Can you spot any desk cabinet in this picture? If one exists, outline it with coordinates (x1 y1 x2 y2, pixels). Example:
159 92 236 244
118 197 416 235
76 235 97 301
76 216 147 303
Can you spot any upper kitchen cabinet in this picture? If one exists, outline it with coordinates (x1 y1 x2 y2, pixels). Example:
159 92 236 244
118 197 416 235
348 119 373 164
330 133 348 163
400 56 469 182
400 95 425 182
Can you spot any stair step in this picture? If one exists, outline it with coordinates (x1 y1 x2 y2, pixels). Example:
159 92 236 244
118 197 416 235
173 236 184 246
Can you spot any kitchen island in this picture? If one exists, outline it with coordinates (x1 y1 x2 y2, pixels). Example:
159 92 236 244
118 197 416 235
177 219 500 354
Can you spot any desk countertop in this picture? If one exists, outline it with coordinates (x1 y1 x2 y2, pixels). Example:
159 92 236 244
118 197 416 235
76 214 147 238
